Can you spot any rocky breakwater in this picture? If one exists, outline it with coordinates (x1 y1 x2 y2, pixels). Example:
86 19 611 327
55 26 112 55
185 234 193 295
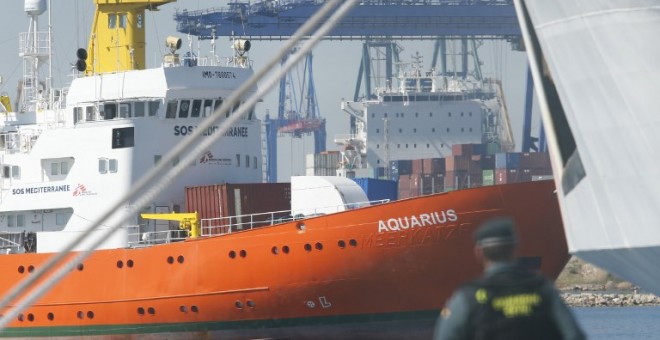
562 291 660 307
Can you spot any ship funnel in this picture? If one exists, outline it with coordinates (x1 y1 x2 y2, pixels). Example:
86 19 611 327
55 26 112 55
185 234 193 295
24 0 46 16
233 39 251 54
166 36 182 53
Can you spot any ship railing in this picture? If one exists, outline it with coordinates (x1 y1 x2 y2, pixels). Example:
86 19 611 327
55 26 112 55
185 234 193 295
200 199 390 237
0 232 25 254
126 225 188 248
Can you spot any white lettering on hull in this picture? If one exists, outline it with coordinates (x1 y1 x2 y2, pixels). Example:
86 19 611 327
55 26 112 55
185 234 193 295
378 209 457 233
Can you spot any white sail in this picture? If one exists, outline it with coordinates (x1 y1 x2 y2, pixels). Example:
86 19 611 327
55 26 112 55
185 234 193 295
516 0 660 294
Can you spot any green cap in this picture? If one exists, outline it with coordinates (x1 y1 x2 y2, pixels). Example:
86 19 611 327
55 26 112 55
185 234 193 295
474 217 518 247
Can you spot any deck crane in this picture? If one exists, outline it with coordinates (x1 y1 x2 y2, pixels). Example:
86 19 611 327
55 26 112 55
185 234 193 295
174 0 545 181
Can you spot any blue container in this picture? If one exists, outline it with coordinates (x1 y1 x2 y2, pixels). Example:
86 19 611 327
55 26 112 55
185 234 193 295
352 178 398 202
495 152 520 169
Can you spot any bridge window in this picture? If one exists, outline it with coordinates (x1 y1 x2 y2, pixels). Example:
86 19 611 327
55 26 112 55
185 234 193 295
103 103 117 120
2 166 9 178
236 154 240 167
7 215 14 227
56 212 71 226
245 155 250 168
119 103 131 118
166 101 177 119
112 127 134 149
86 106 95 121
214 98 223 115
61 162 69 175
154 155 162 165
148 101 159 116
253 156 257 169
134 102 145 117
203 100 213 117
73 107 83 124
51 163 59 175
11 165 20 179
190 100 202 118
179 100 190 118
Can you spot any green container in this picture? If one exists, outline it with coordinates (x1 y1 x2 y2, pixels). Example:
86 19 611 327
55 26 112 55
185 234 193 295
482 169 495 186
486 143 500 155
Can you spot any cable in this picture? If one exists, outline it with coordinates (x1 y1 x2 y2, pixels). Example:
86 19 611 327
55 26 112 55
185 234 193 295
0 0 357 330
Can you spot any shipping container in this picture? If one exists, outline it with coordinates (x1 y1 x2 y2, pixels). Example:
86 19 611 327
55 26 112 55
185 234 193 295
519 152 551 169
480 154 495 170
391 160 413 176
495 152 521 169
483 169 495 186
352 178 398 202
452 143 484 157
423 158 445 175
485 142 500 155
186 183 292 229
412 159 425 175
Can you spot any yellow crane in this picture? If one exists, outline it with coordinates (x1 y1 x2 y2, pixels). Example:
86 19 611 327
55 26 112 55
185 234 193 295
140 211 200 239
85 0 176 75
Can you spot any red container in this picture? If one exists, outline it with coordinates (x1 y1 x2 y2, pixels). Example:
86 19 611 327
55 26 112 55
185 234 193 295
412 159 425 175
186 183 291 222
519 152 551 169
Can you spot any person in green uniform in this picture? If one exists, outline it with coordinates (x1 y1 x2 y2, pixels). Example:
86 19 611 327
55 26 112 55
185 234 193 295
433 217 585 340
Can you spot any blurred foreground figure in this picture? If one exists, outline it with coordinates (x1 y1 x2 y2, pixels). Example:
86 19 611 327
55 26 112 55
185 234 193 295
433 218 585 340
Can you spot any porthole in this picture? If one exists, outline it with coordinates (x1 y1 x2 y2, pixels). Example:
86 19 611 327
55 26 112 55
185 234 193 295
282 245 290 254
180 305 187 313
47 312 54 321
18 266 24 274
177 255 184 263
77 311 84 319
117 260 124 268
349 239 358 247
304 244 312 252
137 307 145 315
247 300 255 308
338 240 346 249
235 301 244 309
191 305 199 313
147 307 155 315
17 314 24 322
27 314 34 322
229 250 236 259
28 265 34 273
167 256 174 264
127 259 134 268
271 246 279 255
77 263 84 271
87 311 94 319
239 250 247 258
315 242 323 251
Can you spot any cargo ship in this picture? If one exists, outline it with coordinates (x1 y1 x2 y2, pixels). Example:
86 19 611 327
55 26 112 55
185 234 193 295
515 0 660 295
0 0 569 338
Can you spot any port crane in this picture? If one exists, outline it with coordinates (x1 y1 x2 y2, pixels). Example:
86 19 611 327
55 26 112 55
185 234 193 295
174 0 544 181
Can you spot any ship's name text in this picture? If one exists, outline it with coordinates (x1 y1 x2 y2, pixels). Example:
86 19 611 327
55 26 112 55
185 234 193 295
174 125 248 137
378 209 457 233
202 71 236 79
12 185 70 195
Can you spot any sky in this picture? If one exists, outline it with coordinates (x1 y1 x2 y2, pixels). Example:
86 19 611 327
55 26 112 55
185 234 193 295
0 0 539 182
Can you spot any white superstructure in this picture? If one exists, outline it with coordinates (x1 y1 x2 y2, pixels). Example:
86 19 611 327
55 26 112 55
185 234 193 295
337 53 513 178
0 2 262 254
516 0 660 294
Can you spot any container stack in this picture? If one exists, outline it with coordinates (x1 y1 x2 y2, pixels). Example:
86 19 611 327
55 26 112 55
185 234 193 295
351 178 398 202
396 158 445 199
393 144 553 198
305 151 341 176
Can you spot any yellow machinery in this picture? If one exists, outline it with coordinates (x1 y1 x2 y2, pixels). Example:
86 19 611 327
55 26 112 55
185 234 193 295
0 95 11 112
85 0 176 75
140 211 200 239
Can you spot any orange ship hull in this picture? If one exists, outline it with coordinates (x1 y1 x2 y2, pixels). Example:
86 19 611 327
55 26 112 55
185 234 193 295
0 180 568 339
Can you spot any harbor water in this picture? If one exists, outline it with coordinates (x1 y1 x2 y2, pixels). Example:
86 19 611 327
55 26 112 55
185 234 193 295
573 306 660 339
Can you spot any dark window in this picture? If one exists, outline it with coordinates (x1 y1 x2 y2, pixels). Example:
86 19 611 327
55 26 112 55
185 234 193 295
179 100 190 118
104 103 117 119
112 127 134 149
190 100 202 118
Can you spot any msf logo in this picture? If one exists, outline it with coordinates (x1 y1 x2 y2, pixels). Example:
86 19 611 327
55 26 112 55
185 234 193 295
200 151 213 164
72 184 87 197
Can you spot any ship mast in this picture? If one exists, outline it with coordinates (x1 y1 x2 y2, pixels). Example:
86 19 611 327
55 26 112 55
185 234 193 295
20 0 51 112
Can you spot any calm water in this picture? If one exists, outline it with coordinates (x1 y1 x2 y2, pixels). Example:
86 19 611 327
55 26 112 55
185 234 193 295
573 306 660 339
